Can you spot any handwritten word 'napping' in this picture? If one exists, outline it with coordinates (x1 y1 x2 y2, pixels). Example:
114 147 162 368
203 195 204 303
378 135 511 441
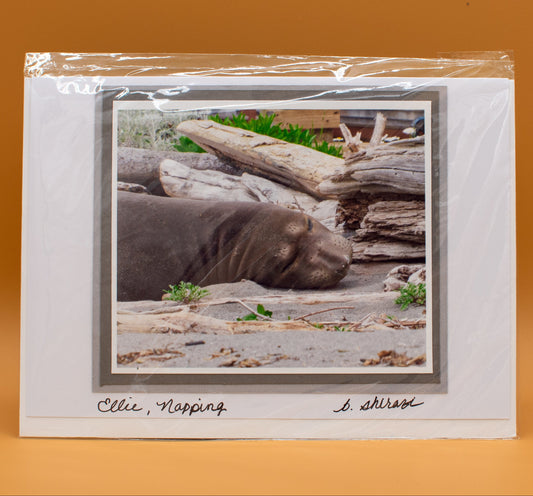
155 398 227 417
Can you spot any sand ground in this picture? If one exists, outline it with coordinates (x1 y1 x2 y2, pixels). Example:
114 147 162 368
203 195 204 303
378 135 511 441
116 262 427 370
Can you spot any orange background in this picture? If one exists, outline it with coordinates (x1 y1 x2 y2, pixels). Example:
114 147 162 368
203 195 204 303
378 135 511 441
1 1 532 494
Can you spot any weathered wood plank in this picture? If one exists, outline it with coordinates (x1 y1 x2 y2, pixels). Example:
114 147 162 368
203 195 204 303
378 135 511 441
272 109 340 130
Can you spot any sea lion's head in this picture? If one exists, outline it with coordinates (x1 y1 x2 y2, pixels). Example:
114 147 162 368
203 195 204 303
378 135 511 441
232 207 353 289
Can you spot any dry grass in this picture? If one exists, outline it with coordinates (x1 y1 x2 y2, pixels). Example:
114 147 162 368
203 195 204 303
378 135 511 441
117 109 210 150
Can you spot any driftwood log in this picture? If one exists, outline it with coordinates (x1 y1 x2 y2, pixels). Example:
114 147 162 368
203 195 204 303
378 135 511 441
319 145 425 197
368 112 387 150
176 119 343 199
117 146 241 195
332 118 426 262
352 240 426 262
117 309 318 335
177 119 425 198
160 158 319 209
159 158 341 232
325 116 425 199
355 201 425 243
340 123 362 159
337 195 426 262
159 158 254 202
383 264 426 291
118 291 399 314
336 193 421 229
117 182 151 195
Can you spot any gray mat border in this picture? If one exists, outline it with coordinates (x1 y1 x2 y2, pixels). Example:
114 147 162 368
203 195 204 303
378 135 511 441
93 84 447 394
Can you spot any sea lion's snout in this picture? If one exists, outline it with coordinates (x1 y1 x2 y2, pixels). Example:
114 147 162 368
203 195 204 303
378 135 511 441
273 214 353 289
334 254 352 277
307 233 352 288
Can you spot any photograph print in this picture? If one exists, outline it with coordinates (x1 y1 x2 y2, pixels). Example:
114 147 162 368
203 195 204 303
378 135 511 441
107 96 437 382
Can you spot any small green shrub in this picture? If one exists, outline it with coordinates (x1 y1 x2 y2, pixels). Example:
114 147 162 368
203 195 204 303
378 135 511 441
237 304 273 321
172 136 206 153
395 283 426 311
312 140 344 157
163 282 210 304
334 326 349 332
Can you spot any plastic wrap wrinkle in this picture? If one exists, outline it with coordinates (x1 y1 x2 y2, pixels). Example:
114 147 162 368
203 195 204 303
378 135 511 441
24 52 514 79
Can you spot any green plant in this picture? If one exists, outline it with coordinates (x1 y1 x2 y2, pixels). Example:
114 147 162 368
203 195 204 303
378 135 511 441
334 326 349 332
163 281 210 304
312 140 344 157
395 283 426 311
236 304 273 321
210 112 343 158
172 135 206 153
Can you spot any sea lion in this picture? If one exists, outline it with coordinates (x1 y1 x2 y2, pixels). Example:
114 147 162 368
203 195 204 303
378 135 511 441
117 191 352 301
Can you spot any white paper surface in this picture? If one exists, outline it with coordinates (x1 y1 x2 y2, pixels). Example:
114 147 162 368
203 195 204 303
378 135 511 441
20 76 516 439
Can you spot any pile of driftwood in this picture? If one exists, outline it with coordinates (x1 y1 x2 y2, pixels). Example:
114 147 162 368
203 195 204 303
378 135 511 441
118 113 426 262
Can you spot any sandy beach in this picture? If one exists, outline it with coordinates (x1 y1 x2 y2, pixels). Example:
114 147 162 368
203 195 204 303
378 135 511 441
116 262 427 370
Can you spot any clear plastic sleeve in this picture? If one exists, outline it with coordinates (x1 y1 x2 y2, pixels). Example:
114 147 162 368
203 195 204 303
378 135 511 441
20 52 516 439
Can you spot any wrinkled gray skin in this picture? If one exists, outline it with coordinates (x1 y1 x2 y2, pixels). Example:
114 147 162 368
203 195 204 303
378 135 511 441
117 192 352 301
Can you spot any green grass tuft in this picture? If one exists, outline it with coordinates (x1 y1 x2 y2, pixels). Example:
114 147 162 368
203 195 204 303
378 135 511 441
395 283 426 311
163 282 210 304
